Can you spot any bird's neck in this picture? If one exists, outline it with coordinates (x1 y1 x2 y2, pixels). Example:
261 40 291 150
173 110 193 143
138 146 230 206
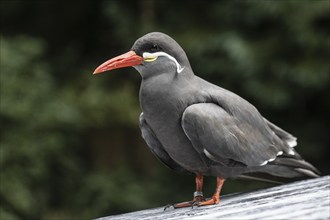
140 68 194 96
139 70 195 115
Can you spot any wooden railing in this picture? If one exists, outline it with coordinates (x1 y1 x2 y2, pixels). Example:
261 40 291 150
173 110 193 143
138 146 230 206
97 175 329 220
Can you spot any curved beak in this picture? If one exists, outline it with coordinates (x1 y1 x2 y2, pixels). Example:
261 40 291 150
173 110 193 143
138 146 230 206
93 51 143 74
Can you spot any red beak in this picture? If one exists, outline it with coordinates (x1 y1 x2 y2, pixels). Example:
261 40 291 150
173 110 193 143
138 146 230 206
93 51 143 74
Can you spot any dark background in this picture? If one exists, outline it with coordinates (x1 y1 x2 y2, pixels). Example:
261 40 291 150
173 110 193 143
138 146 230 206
1 0 329 219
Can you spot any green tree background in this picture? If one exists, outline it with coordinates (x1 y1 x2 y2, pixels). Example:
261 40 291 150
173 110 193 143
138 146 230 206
1 0 329 219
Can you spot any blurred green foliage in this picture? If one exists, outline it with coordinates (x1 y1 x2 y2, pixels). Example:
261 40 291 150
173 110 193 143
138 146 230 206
0 0 329 219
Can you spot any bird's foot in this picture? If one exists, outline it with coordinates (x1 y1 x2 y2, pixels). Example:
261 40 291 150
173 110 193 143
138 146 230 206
193 193 220 207
164 177 224 210
164 192 205 210
164 196 205 210
164 192 220 211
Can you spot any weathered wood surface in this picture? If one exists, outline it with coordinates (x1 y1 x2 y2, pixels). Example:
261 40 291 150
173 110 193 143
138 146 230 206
97 175 330 220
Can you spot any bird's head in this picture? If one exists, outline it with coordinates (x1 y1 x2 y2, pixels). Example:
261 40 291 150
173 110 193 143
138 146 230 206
93 32 191 78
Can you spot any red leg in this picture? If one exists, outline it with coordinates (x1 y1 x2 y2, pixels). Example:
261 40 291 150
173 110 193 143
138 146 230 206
195 174 203 192
196 177 225 206
165 176 225 210
167 174 205 209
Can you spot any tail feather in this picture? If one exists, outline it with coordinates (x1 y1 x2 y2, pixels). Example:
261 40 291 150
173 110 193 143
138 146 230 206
238 157 320 184
294 168 320 178
272 157 321 175
238 174 286 184
242 119 320 184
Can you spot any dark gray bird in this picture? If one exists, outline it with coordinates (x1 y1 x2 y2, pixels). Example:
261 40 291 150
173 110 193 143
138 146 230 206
93 32 320 208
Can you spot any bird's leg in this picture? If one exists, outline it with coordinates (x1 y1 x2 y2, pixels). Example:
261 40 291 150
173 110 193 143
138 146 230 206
195 177 225 206
192 174 205 203
165 174 205 209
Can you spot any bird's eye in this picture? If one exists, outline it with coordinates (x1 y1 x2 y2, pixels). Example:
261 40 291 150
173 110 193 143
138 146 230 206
151 44 159 51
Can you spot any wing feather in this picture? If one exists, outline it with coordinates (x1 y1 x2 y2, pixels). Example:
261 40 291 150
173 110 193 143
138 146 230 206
181 103 284 167
139 113 191 174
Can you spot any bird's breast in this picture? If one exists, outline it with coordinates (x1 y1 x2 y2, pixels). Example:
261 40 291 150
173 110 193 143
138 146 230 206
139 77 207 172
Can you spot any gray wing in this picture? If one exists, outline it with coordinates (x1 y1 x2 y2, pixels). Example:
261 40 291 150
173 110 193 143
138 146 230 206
139 113 191 174
181 103 292 167
263 118 297 148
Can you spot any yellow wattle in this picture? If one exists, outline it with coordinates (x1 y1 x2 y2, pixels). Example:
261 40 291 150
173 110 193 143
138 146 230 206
144 56 158 62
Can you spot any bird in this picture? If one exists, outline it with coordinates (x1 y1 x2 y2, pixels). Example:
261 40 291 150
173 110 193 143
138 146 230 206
93 32 320 209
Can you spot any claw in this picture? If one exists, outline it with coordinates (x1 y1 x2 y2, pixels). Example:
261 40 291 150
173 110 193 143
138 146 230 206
191 196 204 208
191 201 200 209
164 204 174 211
